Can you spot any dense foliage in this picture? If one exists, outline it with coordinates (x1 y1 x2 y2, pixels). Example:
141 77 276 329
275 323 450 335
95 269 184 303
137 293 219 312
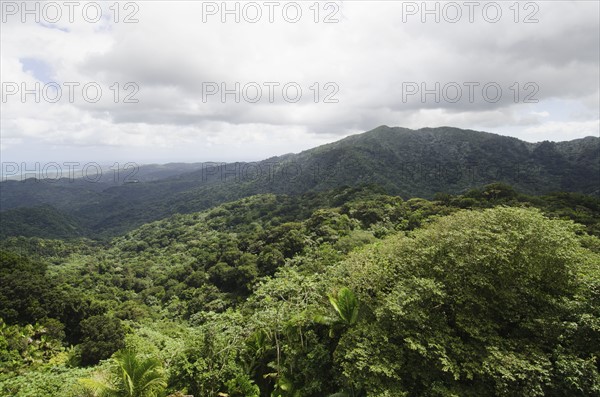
1 183 599 396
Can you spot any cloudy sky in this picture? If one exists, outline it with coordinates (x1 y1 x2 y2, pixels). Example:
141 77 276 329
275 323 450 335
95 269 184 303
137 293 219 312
1 0 599 164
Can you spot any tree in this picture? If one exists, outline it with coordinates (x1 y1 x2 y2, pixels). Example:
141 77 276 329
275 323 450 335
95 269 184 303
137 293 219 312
247 267 336 396
79 349 167 397
169 311 249 397
0 320 64 371
79 315 126 366
0 250 50 324
332 207 600 396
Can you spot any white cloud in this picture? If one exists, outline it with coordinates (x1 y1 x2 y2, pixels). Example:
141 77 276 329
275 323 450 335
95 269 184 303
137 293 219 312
523 120 600 141
1 0 598 162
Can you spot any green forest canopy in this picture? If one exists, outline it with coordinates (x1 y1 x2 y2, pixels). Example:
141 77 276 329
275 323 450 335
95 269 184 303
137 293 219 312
0 184 599 396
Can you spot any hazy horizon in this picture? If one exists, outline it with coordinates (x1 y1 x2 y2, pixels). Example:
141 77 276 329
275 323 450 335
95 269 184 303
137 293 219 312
1 124 599 169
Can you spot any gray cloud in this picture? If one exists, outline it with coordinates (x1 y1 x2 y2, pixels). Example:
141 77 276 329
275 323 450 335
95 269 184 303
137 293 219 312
1 1 598 163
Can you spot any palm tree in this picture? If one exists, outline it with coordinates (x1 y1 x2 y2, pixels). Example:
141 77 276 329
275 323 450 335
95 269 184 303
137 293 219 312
79 349 167 397
328 287 359 327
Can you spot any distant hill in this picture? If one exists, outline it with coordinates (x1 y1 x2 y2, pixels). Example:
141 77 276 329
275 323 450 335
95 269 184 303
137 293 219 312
0 205 82 239
1 126 598 237
291 126 598 194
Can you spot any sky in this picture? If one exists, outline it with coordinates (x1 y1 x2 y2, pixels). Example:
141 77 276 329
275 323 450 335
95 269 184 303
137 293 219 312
1 0 599 166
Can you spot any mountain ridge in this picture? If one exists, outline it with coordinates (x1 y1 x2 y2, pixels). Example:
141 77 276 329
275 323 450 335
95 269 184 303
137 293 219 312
1 125 598 237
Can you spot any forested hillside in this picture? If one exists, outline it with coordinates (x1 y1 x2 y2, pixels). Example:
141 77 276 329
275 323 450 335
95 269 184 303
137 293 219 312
1 183 599 396
2 127 598 238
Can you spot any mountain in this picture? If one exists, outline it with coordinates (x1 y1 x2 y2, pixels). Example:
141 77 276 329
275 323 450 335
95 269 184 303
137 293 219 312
280 126 599 196
1 126 598 238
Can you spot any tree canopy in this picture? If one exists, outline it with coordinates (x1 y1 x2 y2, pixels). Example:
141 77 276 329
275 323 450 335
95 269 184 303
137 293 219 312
1 186 598 396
